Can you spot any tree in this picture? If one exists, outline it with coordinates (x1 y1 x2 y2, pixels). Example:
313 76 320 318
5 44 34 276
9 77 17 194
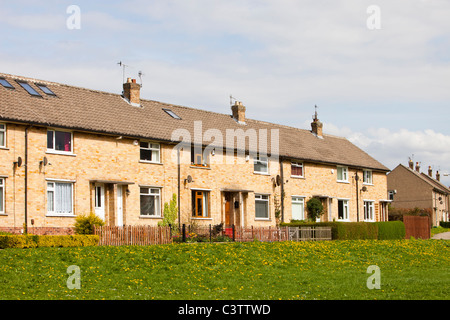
306 197 324 221
158 193 178 227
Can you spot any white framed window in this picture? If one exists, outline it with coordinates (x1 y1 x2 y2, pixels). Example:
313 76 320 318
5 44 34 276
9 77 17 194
291 162 304 178
337 166 348 182
291 196 305 220
388 191 395 201
0 123 6 148
254 155 269 174
47 129 73 154
140 187 161 217
47 181 74 216
255 194 269 219
363 170 373 185
364 201 375 222
0 178 5 214
140 141 161 163
338 199 349 221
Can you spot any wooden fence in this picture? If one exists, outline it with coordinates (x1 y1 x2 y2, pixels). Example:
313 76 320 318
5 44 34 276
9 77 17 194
94 225 172 246
403 215 430 239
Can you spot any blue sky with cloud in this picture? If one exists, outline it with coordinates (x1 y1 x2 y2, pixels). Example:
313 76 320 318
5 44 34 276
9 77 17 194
1 0 450 185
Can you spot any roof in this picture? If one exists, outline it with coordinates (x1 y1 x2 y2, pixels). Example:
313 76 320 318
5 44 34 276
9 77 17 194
0 72 389 171
393 164 450 194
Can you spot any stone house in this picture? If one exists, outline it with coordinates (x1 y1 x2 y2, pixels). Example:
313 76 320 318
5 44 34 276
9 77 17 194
387 160 449 226
0 72 390 234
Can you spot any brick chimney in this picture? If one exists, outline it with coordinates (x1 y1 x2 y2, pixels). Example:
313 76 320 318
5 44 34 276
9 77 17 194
436 171 440 181
415 162 420 172
408 159 414 170
231 101 246 124
311 106 323 138
428 166 433 177
123 78 140 106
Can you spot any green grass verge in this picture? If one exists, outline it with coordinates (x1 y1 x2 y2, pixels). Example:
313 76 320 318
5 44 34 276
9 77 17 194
0 239 449 300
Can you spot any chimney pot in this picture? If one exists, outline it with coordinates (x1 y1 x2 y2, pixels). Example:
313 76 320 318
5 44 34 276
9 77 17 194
132 79 136 83
408 159 414 170
415 162 420 172
436 171 440 181
428 166 433 177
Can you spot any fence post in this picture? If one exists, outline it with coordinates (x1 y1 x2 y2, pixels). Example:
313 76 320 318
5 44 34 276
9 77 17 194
182 224 186 242
209 224 212 242
232 224 235 242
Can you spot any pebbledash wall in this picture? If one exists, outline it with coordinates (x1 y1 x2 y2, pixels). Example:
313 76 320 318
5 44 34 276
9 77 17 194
0 122 389 235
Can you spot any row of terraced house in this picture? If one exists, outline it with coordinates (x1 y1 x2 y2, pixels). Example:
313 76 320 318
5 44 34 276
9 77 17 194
0 72 393 235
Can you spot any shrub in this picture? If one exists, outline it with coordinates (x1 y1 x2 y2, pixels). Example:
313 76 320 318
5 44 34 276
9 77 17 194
306 197 324 221
158 193 178 227
375 221 405 240
0 234 99 248
74 213 105 234
439 221 450 228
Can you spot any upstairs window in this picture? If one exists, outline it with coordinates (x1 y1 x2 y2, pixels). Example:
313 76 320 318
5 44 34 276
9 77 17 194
0 78 14 89
337 166 348 182
291 162 304 177
0 123 5 148
140 141 160 163
47 130 73 153
17 81 42 97
191 145 209 167
363 170 373 184
254 155 269 174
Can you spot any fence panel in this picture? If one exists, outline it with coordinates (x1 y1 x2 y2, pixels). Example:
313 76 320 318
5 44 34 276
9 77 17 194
403 215 430 239
94 225 172 246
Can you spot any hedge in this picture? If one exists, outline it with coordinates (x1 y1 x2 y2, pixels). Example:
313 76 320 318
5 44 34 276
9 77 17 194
281 221 405 240
0 235 99 249
439 221 450 228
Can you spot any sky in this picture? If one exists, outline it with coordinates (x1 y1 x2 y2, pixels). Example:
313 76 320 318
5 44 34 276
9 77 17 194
1 0 450 186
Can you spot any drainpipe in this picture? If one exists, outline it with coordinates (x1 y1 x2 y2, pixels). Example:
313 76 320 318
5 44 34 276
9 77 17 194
177 147 181 229
24 126 30 234
355 171 360 222
279 156 284 223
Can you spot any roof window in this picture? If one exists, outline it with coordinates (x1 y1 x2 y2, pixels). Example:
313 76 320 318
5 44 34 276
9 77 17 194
17 81 42 97
37 84 56 96
163 108 181 120
0 78 15 89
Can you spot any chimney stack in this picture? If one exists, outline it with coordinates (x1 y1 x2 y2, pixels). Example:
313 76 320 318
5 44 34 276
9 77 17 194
123 77 141 106
428 166 433 177
408 159 414 170
415 162 420 172
436 171 440 181
231 101 246 124
311 106 323 138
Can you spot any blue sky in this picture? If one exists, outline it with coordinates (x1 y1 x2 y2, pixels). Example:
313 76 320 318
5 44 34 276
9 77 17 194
1 0 450 185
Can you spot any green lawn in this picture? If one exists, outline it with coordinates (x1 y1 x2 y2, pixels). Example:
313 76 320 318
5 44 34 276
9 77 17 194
0 239 449 300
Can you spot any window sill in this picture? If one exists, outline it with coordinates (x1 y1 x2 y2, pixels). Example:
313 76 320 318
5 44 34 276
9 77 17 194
46 214 76 218
191 217 212 220
139 160 163 165
337 180 349 184
0 147 9 150
0 213 7 216
253 172 270 176
255 218 271 221
139 215 162 219
363 183 374 186
46 151 76 157
337 219 350 222
190 165 211 170
290 175 305 179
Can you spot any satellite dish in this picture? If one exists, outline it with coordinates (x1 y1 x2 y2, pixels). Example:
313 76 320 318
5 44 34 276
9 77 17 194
16 157 22 167
43 157 48 166
276 175 281 186
186 175 193 183
362 186 367 192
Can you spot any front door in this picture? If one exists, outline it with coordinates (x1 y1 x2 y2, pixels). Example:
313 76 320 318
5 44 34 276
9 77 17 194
94 184 105 221
225 193 232 226
116 186 123 226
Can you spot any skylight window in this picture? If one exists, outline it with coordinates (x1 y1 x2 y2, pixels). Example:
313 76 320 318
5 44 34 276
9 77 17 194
0 78 14 89
163 108 181 120
37 84 56 96
17 81 42 97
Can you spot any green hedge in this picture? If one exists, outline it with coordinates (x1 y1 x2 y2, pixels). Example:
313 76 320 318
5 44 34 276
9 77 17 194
375 221 405 240
0 235 99 249
439 221 450 228
281 221 405 240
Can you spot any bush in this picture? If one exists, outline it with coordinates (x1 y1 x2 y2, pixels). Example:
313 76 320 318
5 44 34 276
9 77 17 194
74 213 105 234
158 193 178 227
0 235 99 248
375 221 405 240
439 221 450 228
306 197 324 221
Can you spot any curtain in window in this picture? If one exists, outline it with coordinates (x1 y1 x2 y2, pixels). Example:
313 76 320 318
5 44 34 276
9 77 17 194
255 200 268 218
0 181 3 212
55 183 72 214
64 133 71 152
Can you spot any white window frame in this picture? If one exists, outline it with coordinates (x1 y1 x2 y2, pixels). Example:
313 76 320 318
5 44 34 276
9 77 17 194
0 178 5 214
363 170 373 185
140 141 161 163
255 194 270 220
291 196 305 220
337 166 348 182
0 123 6 148
254 155 269 174
364 200 375 222
140 187 162 217
46 181 74 216
47 129 73 154
337 199 350 221
291 162 304 178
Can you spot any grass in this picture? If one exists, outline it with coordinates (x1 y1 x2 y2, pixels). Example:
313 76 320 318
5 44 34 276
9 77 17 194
0 239 449 300
431 226 450 237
